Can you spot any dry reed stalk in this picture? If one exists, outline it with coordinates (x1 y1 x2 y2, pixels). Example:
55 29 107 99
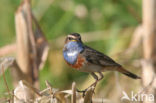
83 86 95 103
71 82 76 103
1 64 12 103
0 43 16 57
142 0 156 103
14 0 49 89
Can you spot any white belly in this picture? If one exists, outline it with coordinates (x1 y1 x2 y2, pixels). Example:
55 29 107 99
79 64 103 72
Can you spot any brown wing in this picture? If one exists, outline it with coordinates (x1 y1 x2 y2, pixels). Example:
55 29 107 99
81 45 120 67
81 46 141 79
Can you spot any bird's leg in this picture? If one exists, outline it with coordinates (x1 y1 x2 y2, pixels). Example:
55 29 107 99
77 72 98 97
86 72 104 90
88 72 99 87
77 72 104 96
77 72 98 92
98 72 104 81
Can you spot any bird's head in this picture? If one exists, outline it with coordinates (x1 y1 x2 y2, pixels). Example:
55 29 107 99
65 33 82 44
63 33 84 65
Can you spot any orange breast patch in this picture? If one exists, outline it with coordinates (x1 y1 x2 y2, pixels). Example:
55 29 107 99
67 56 85 70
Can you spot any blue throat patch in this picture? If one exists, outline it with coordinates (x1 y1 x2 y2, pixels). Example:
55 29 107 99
63 41 84 64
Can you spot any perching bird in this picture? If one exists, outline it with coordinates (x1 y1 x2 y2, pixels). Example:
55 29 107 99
63 33 141 91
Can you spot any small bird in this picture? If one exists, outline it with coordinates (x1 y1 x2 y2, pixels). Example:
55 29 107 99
63 33 141 91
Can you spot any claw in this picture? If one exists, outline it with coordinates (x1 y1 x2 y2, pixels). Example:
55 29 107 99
76 88 87 97
76 72 103 97
76 83 97 97
76 88 86 93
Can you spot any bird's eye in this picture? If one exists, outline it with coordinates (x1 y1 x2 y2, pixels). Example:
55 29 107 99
68 37 72 40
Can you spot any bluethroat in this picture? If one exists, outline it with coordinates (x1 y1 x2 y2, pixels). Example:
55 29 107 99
63 33 141 92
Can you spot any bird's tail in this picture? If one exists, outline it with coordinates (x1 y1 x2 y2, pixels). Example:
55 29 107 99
117 66 141 79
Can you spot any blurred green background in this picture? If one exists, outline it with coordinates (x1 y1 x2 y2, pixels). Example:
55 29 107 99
0 0 142 101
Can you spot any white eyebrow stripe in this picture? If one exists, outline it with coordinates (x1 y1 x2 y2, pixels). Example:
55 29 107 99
67 51 78 56
68 35 76 39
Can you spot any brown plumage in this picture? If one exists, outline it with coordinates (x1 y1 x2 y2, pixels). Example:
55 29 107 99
82 45 141 79
63 33 141 93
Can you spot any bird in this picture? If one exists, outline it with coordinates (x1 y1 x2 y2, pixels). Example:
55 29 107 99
63 33 141 92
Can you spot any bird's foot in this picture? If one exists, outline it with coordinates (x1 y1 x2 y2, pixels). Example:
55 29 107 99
76 84 96 97
76 88 87 97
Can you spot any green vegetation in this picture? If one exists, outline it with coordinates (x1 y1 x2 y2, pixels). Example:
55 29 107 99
0 0 142 99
